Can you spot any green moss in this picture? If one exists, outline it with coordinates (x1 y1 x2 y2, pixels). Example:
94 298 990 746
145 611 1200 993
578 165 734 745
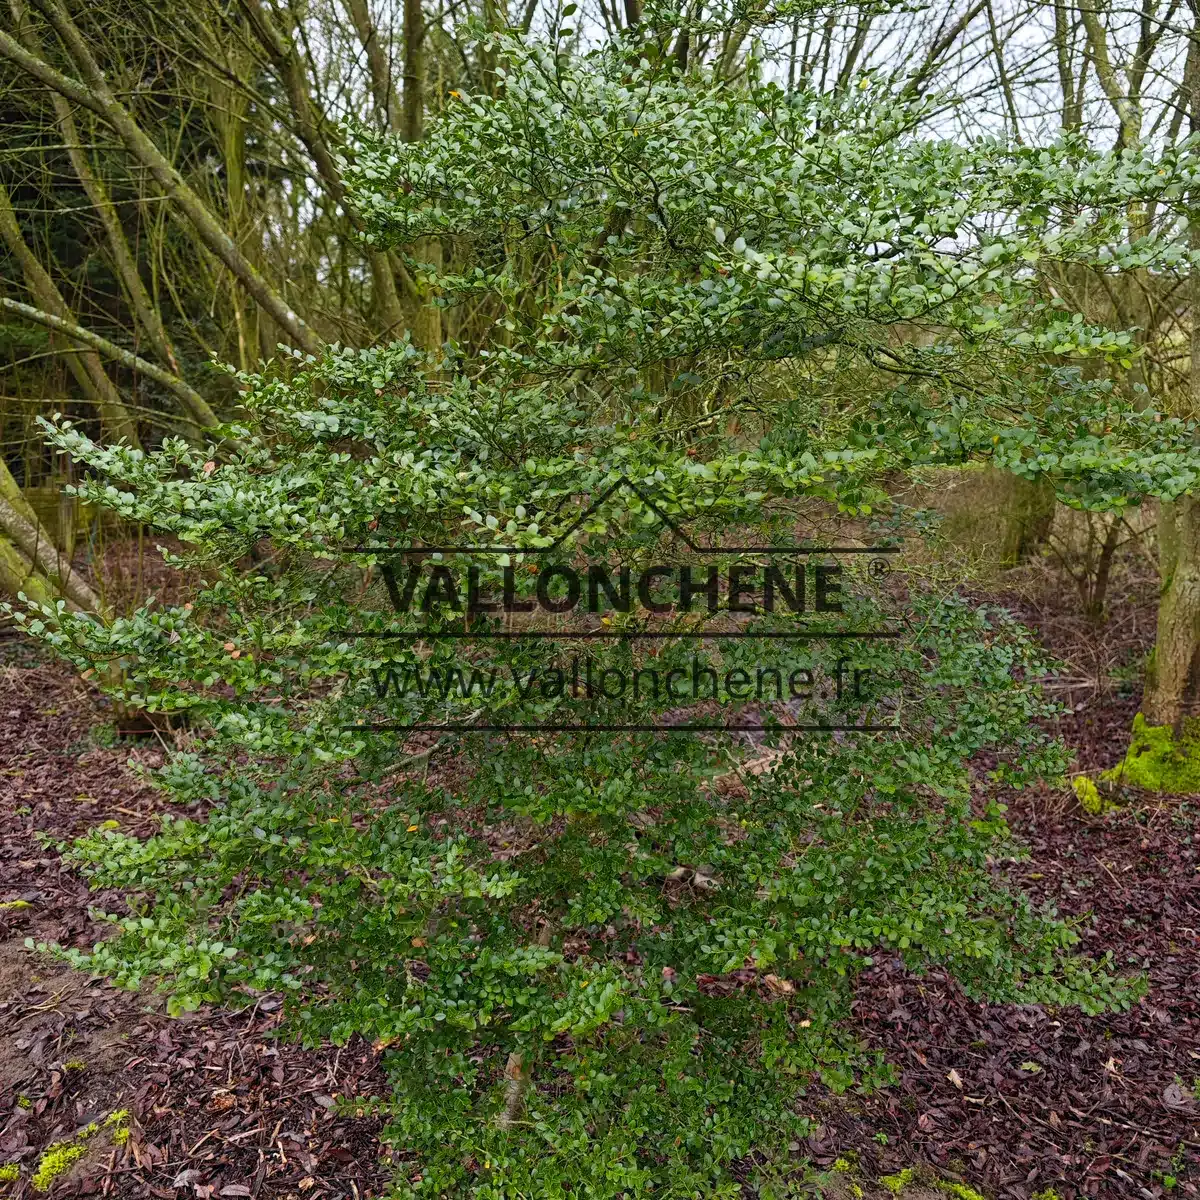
62 1061 86 1072
832 1157 853 1173
1071 776 1114 814
0 900 31 911
103 1111 130 1146
1031 1190 1062 1200
939 1183 988 1200
881 1168 916 1194
1104 713 1200 794
16 1097 31 1110
0 1164 19 1184
27 1108 130 1192
30 1141 87 1192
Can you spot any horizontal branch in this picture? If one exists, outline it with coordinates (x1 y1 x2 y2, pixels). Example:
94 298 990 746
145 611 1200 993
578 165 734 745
0 296 219 430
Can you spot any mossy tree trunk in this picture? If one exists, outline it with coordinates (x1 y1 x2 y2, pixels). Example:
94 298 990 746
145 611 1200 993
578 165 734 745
0 459 103 614
0 534 57 609
1143 501 1200 733
1139 11 1200 739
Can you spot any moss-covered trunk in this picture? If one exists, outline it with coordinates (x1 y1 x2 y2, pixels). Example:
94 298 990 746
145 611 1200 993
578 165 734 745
1107 499 1200 794
1110 20 1200 793
1143 497 1200 731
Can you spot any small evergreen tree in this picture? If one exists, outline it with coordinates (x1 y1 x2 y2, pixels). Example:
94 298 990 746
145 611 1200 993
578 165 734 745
14 27 1200 1196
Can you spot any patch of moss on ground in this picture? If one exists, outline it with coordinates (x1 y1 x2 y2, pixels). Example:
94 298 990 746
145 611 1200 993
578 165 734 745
31 1141 87 1193
816 1151 990 1198
1104 713 1200 794
104 1111 130 1146
939 1183 988 1200
28 1109 131 1193
1071 775 1116 814
0 1163 19 1184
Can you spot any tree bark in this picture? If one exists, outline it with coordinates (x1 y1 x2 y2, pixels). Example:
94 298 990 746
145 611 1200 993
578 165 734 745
1139 1 1200 734
401 0 442 352
0 460 102 613
402 0 426 144
1143 497 1200 730
0 534 58 609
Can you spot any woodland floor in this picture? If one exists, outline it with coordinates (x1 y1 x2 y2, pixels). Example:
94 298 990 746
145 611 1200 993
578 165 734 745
1 559 1199 1200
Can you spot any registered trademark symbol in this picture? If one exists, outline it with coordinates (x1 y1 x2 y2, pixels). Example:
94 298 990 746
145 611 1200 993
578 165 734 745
868 557 890 579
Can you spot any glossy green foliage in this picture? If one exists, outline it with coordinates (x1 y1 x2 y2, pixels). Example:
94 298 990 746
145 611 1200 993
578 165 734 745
13 28 1196 1197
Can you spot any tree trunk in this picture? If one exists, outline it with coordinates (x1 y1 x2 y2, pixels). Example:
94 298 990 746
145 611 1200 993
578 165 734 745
0 459 103 613
0 535 57 609
402 0 442 352
1130 0 1200 748
996 474 1056 566
1142 496 1200 731
1083 513 1121 625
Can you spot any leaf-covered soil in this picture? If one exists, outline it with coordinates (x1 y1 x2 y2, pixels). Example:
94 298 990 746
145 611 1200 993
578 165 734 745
1 561 1198 1199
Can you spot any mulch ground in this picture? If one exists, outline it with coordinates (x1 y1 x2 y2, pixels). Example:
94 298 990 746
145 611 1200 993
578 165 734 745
0 649 391 1200
1 555 1198 1199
